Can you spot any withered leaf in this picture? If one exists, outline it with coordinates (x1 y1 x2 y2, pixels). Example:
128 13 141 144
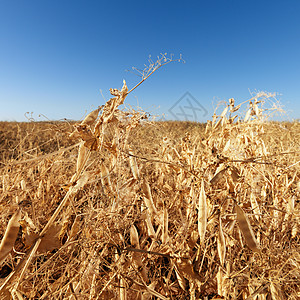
24 224 62 254
39 223 62 253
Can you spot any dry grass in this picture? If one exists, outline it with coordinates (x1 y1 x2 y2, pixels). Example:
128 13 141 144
0 83 299 299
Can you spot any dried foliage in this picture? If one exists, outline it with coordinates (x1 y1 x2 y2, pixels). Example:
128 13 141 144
0 60 300 299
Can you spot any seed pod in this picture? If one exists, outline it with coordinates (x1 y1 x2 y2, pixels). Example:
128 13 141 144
20 179 26 191
217 266 225 297
142 180 157 216
253 103 260 117
231 103 241 113
81 108 100 126
73 172 89 191
250 192 261 222
244 109 252 122
198 179 207 246
205 120 212 134
223 139 231 152
161 207 168 244
0 209 21 265
220 105 229 118
144 211 156 238
270 281 284 299
77 142 88 174
230 166 241 183
68 216 81 241
119 277 127 300
37 180 44 199
213 118 222 130
174 266 187 291
119 80 128 104
128 148 139 179
235 203 260 252
210 167 227 185
130 225 148 282
221 116 228 127
217 216 226 266
2 175 9 192
291 223 298 239
130 225 140 248
100 163 112 190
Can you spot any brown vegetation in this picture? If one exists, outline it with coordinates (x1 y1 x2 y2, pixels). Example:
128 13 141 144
0 65 299 299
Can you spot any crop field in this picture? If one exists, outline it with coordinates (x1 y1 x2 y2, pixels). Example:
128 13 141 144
0 86 299 299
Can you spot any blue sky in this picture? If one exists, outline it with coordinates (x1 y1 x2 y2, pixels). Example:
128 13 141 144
0 0 299 122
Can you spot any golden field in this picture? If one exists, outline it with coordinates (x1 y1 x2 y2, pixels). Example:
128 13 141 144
0 89 299 299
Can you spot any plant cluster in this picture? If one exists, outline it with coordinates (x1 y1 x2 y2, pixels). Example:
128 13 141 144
0 57 299 299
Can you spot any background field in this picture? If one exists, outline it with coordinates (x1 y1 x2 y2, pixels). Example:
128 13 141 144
0 100 299 299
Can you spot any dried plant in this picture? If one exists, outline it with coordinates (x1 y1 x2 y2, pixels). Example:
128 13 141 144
0 56 299 299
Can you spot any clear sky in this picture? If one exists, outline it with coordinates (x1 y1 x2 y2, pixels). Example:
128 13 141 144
0 0 299 122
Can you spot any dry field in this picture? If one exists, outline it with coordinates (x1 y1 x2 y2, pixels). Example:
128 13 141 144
0 87 299 299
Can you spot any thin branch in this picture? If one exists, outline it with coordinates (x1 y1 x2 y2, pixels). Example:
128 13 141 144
127 53 184 95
